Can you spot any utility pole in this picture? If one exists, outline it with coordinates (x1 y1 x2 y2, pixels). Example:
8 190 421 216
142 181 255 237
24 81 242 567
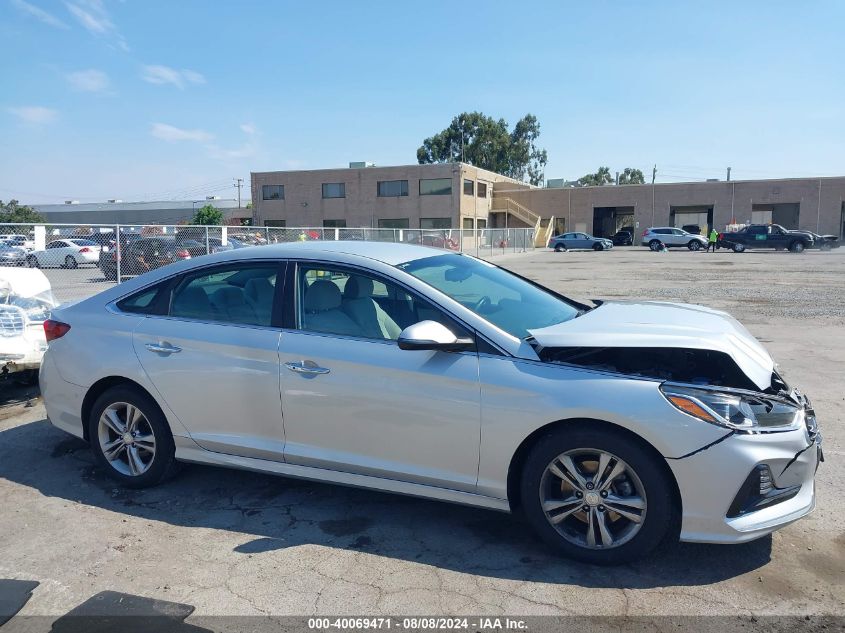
233 178 243 208
651 165 657 225
726 167 731 182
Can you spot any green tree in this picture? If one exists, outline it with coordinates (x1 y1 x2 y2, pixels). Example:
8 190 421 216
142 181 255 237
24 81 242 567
619 167 645 185
417 112 548 185
578 166 614 187
0 199 46 223
192 204 224 225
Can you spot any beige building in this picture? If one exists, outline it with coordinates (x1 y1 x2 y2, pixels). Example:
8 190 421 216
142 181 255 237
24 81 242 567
251 163 524 230
253 163 845 244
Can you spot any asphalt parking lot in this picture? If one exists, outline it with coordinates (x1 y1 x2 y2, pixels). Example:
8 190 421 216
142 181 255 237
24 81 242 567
1 247 843 623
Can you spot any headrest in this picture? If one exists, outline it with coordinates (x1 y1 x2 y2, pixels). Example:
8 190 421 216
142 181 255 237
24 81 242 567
245 277 273 299
343 275 374 299
212 286 245 306
304 280 342 312
173 286 211 312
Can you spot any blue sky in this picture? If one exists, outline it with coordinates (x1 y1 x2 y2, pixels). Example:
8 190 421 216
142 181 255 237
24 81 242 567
2 0 844 203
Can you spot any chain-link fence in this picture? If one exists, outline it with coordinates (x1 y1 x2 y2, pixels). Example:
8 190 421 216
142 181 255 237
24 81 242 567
0 223 536 306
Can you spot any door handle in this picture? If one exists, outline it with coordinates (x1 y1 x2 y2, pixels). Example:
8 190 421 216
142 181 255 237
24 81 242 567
145 342 182 354
285 361 330 375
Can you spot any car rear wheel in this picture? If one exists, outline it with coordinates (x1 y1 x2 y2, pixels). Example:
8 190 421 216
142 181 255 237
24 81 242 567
687 240 701 251
732 243 746 253
789 241 805 253
26 255 39 268
88 385 178 489
64 255 78 269
520 427 674 564
648 239 661 251
554 244 566 252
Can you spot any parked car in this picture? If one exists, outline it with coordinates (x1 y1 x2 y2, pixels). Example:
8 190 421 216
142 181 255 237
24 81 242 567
0 234 34 251
717 224 814 253
641 227 708 251
211 237 256 253
806 232 840 250
0 244 28 266
611 230 633 246
40 242 821 564
99 237 191 281
681 224 703 236
548 232 613 252
26 239 101 269
0 267 55 383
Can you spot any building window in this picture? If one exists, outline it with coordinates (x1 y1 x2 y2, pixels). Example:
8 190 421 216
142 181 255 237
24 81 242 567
477 219 487 229
463 179 474 196
462 218 474 230
477 182 488 198
323 219 347 228
420 218 451 229
322 183 346 199
378 219 410 229
377 180 409 197
264 220 286 227
262 185 284 200
419 178 452 196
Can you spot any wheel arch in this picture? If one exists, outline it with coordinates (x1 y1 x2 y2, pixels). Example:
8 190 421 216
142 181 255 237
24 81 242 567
505 417 682 518
81 376 167 442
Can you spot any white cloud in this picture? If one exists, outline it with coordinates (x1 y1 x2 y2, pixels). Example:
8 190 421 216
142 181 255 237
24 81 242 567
65 0 129 50
151 123 213 143
11 0 70 29
240 123 256 135
142 65 205 90
66 69 109 93
8 106 58 124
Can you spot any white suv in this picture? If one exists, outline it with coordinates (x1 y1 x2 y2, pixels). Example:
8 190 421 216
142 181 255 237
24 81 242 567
642 227 708 251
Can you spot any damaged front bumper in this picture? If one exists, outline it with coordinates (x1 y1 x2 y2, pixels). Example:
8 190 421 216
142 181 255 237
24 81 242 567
667 388 821 544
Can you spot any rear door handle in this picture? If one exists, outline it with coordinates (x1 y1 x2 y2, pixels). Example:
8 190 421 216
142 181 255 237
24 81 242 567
284 361 330 375
145 342 182 354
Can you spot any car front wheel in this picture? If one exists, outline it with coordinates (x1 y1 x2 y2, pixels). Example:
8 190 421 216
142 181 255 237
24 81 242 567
688 240 701 251
88 385 178 488
520 426 674 564
593 243 604 251
732 243 746 253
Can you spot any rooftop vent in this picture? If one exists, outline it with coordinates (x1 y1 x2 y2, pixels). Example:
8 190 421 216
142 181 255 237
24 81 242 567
64 200 80 204
107 199 122 203
206 195 221 200
706 178 719 182
349 161 375 169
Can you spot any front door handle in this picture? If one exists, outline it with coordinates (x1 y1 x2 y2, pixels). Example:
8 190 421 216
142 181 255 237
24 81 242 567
285 361 330 375
145 342 182 354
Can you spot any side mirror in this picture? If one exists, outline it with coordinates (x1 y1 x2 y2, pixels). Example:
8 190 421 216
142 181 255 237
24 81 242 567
397 320 474 352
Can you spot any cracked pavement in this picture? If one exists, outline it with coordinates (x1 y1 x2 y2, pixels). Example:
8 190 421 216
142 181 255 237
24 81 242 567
0 248 843 618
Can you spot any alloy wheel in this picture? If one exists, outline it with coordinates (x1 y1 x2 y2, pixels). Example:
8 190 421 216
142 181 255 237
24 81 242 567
97 402 157 476
539 448 647 550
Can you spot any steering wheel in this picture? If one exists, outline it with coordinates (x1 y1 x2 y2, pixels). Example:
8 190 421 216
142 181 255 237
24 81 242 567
473 295 492 313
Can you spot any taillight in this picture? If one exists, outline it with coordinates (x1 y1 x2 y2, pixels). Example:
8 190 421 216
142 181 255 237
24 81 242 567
44 319 71 341
718 233 724 239
79 247 91 253
642 230 648 236
177 249 190 258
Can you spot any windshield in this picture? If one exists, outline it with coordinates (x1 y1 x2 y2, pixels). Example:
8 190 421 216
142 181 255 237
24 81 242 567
397 253 581 339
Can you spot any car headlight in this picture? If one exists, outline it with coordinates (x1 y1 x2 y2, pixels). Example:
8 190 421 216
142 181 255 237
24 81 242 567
660 384 803 432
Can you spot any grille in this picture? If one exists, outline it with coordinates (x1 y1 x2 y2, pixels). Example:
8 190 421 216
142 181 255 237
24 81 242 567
0 306 25 337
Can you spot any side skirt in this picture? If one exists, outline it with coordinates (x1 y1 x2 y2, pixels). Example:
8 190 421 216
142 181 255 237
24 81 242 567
174 443 511 513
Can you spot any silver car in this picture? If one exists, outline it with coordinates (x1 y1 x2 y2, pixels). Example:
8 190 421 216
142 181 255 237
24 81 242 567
548 232 613 252
39 242 821 564
642 227 709 251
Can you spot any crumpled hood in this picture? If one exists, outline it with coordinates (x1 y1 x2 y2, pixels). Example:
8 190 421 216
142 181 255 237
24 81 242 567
528 301 775 391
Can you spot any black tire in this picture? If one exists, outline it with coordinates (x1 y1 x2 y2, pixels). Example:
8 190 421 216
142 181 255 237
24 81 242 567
554 244 566 253
593 243 604 251
65 255 78 269
88 385 179 489
519 426 675 565
26 255 38 268
789 241 805 253
687 240 701 251
732 243 745 253
821 243 832 251
648 239 661 251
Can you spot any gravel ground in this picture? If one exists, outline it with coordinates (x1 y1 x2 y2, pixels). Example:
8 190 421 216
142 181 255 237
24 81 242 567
0 246 842 625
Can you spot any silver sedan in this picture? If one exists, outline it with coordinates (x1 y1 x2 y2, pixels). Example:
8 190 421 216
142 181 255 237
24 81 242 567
39 241 821 564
